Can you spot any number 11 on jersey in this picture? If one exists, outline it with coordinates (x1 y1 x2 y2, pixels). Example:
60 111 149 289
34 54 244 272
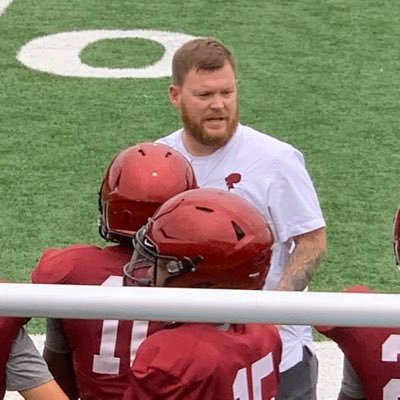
92 276 149 374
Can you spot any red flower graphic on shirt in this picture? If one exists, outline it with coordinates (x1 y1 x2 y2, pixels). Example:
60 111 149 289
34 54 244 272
225 173 242 190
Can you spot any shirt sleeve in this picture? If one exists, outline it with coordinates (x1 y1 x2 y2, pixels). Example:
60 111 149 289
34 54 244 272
6 328 54 391
269 148 326 242
44 318 71 353
341 356 365 399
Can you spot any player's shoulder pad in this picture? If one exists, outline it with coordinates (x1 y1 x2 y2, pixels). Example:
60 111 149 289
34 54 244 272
31 244 102 284
344 285 371 294
133 324 224 379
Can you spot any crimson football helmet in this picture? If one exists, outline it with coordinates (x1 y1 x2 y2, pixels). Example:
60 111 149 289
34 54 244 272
124 188 275 289
394 207 400 266
99 142 197 244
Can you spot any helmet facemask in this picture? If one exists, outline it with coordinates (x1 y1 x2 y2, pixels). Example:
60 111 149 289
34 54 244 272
123 225 203 287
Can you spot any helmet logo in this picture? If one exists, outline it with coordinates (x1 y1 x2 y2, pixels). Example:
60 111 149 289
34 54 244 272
143 238 154 248
225 173 242 190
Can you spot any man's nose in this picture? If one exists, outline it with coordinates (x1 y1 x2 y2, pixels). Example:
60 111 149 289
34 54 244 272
209 94 225 109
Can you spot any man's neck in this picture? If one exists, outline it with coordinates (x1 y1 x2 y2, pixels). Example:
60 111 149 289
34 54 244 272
182 131 227 157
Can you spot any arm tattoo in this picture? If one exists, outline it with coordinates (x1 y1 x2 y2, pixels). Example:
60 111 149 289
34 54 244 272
276 228 326 291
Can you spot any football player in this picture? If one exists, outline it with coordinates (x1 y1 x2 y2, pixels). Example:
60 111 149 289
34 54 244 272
123 188 282 400
31 142 197 399
316 207 400 400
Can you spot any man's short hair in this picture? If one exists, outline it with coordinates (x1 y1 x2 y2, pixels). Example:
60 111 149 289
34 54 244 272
172 38 236 86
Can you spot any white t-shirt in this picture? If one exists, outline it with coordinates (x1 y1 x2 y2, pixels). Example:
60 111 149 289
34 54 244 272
157 123 326 372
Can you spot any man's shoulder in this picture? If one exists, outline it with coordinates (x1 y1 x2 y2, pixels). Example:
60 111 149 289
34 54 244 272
135 324 226 373
137 323 280 370
235 124 299 158
139 323 216 351
156 129 183 147
223 125 302 174
131 324 233 398
32 244 129 284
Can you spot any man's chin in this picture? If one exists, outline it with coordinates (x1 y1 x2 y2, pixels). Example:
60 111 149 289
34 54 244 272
201 125 234 142
182 120 237 149
200 132 230 147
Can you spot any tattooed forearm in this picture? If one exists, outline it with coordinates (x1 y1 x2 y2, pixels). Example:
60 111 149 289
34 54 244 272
276 251 324 291
276 228 327 291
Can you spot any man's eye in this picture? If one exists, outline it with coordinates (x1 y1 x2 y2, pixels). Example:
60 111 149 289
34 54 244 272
222 91 233 97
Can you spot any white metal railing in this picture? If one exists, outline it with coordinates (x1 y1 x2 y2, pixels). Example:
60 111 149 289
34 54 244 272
0 283 399 327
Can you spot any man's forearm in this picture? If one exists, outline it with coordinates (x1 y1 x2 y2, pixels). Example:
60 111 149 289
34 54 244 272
276 228 327 291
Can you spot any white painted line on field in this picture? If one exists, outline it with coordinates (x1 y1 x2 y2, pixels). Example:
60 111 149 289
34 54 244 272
0 0 14 16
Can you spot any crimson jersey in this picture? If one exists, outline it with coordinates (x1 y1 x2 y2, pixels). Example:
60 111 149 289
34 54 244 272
123 322 281 400
32 244 159 400
0 317 29 399
316 285 400 400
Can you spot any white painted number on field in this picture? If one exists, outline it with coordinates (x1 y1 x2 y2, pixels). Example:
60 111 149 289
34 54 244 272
17 30 198 78
0 0 14 16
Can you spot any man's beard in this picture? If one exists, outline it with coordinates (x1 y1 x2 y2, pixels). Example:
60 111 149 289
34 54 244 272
181 101 239 148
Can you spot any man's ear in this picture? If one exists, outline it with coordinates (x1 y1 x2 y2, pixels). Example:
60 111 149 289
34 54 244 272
169 84 181 108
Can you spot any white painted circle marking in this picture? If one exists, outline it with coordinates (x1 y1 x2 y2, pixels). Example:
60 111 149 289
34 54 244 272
17 30 198 78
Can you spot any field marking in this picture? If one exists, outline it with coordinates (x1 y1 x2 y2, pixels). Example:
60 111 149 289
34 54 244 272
0 0 14 16
17 30 198 78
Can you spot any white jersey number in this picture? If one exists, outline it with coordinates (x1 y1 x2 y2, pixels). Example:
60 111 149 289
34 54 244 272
92 275 149 374
382 334 400 399
233 353 275 400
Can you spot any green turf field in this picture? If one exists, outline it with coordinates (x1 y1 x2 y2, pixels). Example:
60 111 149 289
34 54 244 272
0 0 399 332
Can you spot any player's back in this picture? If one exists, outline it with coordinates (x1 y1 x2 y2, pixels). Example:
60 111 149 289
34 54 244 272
124 322 282 400
317 285 400 400
32 244 149 399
